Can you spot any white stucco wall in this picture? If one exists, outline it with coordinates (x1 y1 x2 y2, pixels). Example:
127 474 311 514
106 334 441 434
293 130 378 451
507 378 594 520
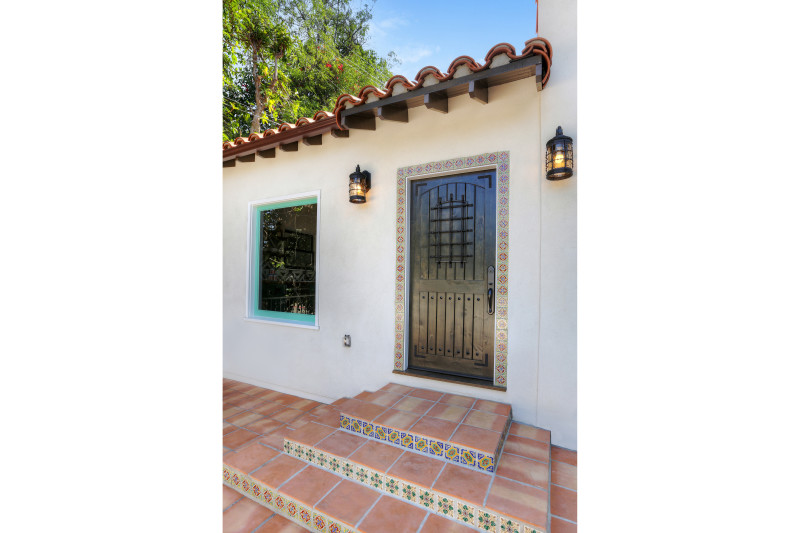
223 28 576 447
537 0 578 449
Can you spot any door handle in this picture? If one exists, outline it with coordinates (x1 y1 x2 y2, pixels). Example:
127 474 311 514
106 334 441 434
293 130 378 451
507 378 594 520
487 266 495 315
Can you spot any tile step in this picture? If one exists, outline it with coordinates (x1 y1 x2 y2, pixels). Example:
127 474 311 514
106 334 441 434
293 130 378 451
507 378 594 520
337 384 513 474
224 449 519 533
282 422 548 533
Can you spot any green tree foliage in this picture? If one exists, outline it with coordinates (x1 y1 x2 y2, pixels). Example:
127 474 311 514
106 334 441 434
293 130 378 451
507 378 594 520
223 0 397 142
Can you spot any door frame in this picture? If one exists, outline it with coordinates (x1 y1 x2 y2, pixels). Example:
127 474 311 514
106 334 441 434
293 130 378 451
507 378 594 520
393 151 511 388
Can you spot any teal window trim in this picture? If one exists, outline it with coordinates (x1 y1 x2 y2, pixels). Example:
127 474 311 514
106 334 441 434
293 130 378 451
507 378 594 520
249 194 319 326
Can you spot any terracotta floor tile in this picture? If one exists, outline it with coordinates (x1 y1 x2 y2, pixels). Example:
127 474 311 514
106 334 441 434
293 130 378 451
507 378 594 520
379 383 414 395
331 397 348 406
238 397 268 410
373 409 421 431
449 425 502 453
386 451 445 487
223 484 243 509
223 406 245 419
496 453 549 489
224 441 280 474
392 396 435 415
231 382 253 391
254 514 307 532
503 434 550 463
224 423 239 436
409 416 458 441
509 422 550 443
419 513 476 533
551 458 577 490
223 495 273 533
259 425 294 450
426 403 469 424
550 517 578 533
316 431 367 458
271 408 304 423
341 400 388 422
258 390 283 402
287 413 316 429
438 393 476 409
310 404 337 416
473 399 511 416
485 476 548 528
551 446 577 466
224 428 262 450
287 421 337 446
408 388 444 402
358 495 427 533
251 454 306 488
354 391 374 401
551 484 577 522
368 391 404 407
239 384 263 395
315 479 381 527
462 409 508 433
275 394 303 405
431 463 492 506
246 418 285 436
288 399 321 411
225 394 249 407
253 401 287 417
228 411 265 427
279 466 340 507
349 440 404 472
313 409 343 428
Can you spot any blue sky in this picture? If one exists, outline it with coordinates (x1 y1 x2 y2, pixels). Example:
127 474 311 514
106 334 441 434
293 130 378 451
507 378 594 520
366 0 538 80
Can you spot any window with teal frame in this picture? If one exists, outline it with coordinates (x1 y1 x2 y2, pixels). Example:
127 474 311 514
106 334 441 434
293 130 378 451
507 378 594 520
249 195 318 326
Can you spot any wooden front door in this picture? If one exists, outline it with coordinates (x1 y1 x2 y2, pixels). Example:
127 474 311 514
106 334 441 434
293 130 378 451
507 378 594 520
408 171 496 381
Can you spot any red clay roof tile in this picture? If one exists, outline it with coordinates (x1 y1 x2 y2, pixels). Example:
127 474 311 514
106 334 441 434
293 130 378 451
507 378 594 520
222 38 552 156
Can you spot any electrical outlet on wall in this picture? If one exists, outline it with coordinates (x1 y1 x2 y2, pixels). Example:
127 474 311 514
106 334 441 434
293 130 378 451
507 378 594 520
343 335 351 347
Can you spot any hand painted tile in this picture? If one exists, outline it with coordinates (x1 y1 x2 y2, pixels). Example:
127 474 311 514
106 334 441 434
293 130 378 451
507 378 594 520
368 470 384 490
461 448 476 467
342 460 355 479
500 518 522 533
456 502 476 526
413 435 429 453
286 498 299 519
353 464 370 484
384 475 401 496
328 456 342 474
428 440 444 457
418 489 436 510
312 512 327 532
400 481 418 504
299 506 313 526
477 510 499 531
437 495 456 518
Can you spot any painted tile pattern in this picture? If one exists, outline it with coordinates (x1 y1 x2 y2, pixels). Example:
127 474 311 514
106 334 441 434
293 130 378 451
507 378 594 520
223 464 357 533
283 438 545 533
339 413 511 474
394 152 511 387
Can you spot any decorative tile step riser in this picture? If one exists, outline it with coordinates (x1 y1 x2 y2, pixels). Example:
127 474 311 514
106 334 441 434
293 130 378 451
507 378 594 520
340 413 498 473
223 465 355 533
284 439 546 533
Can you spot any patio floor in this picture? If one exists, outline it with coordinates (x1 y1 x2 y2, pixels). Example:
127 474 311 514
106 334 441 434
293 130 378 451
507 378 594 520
222 378 577 532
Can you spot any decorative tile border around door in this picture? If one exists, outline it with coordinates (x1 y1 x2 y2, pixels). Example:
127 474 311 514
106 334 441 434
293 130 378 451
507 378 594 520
395 152 510 388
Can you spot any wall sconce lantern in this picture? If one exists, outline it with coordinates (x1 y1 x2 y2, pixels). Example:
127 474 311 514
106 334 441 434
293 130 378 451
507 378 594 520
349 164 371 203
545 126 574 180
